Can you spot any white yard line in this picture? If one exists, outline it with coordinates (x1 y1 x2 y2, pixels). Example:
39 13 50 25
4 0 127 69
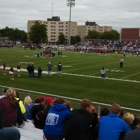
2 67 140 84
62 73 140 83
122 72 140 79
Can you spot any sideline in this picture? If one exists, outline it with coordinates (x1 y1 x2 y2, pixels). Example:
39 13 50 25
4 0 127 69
1 67 140 84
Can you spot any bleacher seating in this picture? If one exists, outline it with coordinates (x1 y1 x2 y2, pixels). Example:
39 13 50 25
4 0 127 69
15 120 43 140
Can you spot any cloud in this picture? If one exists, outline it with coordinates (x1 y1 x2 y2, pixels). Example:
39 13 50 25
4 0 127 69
0 0 140 33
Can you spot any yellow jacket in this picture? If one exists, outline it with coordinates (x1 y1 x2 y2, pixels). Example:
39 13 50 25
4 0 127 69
15 97 26 114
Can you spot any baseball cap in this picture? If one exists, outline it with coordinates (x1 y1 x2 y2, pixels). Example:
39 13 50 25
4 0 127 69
46 97 54 103
40 95 45 101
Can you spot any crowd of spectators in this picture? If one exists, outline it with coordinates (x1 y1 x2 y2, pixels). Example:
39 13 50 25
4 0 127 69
0 87 140 140
74 40 140 54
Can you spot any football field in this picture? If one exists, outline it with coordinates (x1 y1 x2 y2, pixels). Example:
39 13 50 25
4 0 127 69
0 47 140 110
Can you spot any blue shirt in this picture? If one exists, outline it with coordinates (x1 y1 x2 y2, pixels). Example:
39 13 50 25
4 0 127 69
24 103 34 120
43 103 70 138
99 113 130 140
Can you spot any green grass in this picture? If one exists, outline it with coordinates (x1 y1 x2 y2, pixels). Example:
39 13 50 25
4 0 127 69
0 47 140 111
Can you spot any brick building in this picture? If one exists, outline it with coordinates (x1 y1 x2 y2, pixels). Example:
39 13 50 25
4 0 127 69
120 28 140 41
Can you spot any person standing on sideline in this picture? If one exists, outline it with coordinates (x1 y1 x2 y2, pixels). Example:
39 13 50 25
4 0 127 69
47 62 52 76
38 67 43 78
17 64 21 77
2 61 6 75
120 57 124 68
100 67 106 81
9 67 14 80
58 62 62 76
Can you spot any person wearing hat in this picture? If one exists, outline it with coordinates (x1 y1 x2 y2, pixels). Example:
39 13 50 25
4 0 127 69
35 97 54 130
39 96 45 105
47 62 52 76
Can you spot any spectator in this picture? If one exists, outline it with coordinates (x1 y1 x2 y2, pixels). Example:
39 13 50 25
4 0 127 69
38 67 43 78
66 100 73 111
31 97 44 129
43 97 70 140
100 107 109 117
31 64 35 77
39 95 45 105
123 112 135 130
9 66 14 80
0 88 18 127
47 62 52 76
35 97 54 129
2 61 6 75
65 99 98 140
24 96 34 120
58 62 62 76
15 90 26 127
98 103 130 140
44 97 54 115
27 63 32 77
0 103 21 140
123 116 140 140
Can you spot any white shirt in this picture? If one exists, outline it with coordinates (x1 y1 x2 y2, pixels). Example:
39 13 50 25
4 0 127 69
120 58 124 62
100 69 106 74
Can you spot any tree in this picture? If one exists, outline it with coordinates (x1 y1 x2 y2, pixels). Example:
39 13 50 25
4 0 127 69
0 27 27 42
70 36 75 45
85 30 100 39
110 30 120 39
28 21 47 44
70 35 81 45
74 35 81 43
57 33 66 44
100 30 120 40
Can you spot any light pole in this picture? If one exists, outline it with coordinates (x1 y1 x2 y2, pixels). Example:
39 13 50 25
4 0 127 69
67 0 75 47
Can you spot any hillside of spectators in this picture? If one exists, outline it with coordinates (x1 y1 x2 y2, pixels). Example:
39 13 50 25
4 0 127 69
74 39 140 54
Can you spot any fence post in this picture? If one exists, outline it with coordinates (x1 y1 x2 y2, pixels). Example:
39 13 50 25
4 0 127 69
1 86 4 95
28 90 30 96
97 103 101 116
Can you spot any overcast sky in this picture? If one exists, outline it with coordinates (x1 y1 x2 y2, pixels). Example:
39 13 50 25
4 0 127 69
0 0 140 32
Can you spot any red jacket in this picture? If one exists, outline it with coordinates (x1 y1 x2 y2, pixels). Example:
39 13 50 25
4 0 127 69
0 97 18 127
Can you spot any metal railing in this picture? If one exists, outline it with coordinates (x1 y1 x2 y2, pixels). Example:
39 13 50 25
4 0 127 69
1 85 140 115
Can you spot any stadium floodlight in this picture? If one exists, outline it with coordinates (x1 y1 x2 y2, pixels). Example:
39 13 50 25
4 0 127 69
67 0 75 47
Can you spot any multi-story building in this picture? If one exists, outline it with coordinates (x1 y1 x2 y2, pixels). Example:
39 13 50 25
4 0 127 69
27 16 77 44
27 17 112 44
77 21 112 40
